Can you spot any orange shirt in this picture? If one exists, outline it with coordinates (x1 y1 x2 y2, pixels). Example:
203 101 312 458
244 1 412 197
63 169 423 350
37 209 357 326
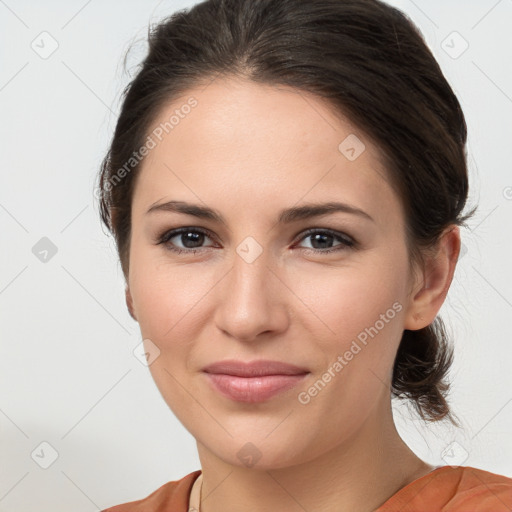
101 465 512 511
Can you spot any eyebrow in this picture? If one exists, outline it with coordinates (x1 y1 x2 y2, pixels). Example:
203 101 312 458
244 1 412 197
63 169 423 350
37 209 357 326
146 200 374 224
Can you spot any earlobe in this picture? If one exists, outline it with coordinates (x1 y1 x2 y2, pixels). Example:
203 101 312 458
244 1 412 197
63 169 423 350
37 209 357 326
125 286 137 321
404 225 460 331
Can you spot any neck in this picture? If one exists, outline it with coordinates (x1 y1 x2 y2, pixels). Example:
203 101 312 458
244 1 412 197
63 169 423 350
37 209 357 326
196 399 434 512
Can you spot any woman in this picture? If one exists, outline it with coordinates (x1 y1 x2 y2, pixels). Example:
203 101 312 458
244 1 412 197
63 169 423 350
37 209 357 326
98 0 512 510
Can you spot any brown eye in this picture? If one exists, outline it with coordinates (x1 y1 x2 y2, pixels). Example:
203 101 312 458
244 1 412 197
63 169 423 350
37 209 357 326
157 227 216 254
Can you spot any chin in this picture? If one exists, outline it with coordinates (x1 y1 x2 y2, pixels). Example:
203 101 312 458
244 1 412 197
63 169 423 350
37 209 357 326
197 430 317 471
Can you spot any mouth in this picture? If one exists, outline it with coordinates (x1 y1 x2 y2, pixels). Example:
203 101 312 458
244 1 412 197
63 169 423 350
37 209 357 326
202 359 310 403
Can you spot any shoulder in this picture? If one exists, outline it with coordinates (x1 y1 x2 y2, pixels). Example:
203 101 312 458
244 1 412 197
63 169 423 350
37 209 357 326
442 466 512 511
101 470 201 512
378 465 512 512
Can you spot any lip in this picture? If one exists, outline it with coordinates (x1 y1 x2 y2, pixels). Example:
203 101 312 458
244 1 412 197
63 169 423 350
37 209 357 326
202 359 310 403
202 359 309 377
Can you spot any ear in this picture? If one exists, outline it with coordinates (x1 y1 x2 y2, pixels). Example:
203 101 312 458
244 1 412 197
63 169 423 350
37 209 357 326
404 225 461 330
125 286 138 321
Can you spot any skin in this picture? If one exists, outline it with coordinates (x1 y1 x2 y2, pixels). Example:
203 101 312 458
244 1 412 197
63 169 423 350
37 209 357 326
124 76 460 512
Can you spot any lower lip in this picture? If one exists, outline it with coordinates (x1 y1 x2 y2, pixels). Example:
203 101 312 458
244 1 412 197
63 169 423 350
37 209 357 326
204 373 308 403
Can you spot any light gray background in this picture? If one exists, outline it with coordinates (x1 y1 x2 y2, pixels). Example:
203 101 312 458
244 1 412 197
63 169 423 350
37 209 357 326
1 1 511 510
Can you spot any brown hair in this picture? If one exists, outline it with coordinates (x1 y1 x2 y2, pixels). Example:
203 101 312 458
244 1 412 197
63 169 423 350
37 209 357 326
96 0 476 425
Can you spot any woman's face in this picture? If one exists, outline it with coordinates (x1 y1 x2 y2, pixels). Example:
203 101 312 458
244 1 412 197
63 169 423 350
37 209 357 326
126 77 422 469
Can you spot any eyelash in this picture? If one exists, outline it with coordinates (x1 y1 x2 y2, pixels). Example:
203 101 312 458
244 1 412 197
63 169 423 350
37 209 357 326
156 226 356 255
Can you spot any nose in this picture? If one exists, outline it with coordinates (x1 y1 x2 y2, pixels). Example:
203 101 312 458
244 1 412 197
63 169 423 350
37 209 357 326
213 242 289 342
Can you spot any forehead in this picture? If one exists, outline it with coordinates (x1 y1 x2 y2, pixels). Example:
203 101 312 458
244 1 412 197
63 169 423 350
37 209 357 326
132 77 400 223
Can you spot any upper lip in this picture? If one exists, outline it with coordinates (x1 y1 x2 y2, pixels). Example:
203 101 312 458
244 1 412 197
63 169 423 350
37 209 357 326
202 359 309 377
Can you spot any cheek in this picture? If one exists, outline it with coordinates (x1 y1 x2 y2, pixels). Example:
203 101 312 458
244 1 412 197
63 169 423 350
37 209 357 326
129 249 214 340
291 261 405 343
129 255 212 424
292 268 406 419
290 260 407 412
